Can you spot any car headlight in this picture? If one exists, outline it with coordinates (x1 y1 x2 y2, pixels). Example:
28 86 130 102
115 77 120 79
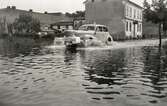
38 32 40 34
44 32 47 35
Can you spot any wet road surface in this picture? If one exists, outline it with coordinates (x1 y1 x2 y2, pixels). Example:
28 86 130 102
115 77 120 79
0 37 167 106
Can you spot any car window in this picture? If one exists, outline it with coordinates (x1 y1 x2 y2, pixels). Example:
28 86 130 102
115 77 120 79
87 26 95 31
78 26 87 31
96 26 103 32
103 27 108 32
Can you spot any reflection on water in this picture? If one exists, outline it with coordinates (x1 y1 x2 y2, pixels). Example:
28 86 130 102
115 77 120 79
0 37 167 106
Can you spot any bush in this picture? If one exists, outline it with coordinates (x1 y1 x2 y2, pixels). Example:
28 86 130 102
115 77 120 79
13 13 41 34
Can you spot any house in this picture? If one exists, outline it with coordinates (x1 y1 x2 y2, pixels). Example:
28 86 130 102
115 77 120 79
84 0 143 40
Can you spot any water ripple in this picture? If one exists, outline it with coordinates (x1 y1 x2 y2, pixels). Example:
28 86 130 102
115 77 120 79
0 38 167 106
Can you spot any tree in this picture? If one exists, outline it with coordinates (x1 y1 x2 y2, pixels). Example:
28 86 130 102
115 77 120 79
65 11 85 18
143 0 167 47
13 13 41 34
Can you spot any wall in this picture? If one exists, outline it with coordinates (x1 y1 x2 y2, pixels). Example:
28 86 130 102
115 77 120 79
124 1 143 38
85 0 125 40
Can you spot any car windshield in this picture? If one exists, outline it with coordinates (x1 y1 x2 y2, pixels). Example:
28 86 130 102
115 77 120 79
79 25 95 31
96 26 108 32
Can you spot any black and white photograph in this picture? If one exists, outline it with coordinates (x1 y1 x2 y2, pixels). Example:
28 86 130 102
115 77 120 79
0 0 167 106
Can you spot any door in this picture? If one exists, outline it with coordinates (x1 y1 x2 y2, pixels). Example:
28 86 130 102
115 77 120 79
133 24 136 38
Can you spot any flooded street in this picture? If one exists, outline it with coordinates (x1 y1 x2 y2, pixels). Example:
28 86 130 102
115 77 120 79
0 37 167 106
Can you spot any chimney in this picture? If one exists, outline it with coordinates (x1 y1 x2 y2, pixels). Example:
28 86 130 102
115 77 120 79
44 11 48 14
11 6 16 9
29 9 33 12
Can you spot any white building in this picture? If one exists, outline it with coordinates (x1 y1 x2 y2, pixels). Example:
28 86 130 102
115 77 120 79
85 0 143 40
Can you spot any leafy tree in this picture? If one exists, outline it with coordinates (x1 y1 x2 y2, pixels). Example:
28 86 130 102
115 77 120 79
65 11 85 18
13 14 41 34
143 0 167 47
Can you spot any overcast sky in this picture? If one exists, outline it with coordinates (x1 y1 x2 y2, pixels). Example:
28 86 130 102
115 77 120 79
0 0 144 13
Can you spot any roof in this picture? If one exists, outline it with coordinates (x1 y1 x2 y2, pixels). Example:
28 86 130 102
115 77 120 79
81 24 107 27
126 0 143 9
83 0 88 4
84 0 143 9
51 21 73 26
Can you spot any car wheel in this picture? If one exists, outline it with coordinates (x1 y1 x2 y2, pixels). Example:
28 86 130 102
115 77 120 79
106 37 113 45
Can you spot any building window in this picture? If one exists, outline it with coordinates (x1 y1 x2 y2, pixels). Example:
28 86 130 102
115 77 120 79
137 10 139 19
126 5 128 17
128 7 130 17
92 0 95 2
137 23 142 32
140 24 142 32
134 9 136 19
126 21 129 31
140 11 142 20
130 7 132 18
137 24 139 32
130 22 132 32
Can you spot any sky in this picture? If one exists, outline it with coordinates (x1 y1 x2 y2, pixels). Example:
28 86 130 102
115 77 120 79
0 0 144 13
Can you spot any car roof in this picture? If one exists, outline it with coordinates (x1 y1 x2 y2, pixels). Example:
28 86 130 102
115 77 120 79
81 24 107 27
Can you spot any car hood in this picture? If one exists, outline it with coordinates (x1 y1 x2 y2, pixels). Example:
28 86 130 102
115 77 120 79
68 30 95 36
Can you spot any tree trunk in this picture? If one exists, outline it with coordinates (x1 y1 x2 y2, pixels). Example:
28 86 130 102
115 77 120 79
159 23 162 47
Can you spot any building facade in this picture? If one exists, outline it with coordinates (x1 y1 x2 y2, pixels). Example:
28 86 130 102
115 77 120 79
85 0 143 40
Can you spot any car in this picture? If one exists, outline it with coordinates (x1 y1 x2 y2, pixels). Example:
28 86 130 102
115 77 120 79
64 24 114 48
64 31 81 49
76 24 113 46
37 29 55 38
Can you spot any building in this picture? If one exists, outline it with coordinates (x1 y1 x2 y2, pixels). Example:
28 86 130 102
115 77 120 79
84 0 143 40
51 21 74 30
0 6 72 33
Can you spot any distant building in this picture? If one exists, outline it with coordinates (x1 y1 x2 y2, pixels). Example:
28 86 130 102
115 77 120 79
51 21 74 30
84 0 143 40
0 6 72 32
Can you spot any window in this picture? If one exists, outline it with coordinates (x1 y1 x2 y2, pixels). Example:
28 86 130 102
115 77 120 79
137 10 139 19
102 27 108 32
140 11 142 20
134 9 136 19
137 24 142 32
140 24 142 32
130 22 132 32
126 21 129 31
137 24 139 32
126 5 128 17
130 7 132 18
96 26 103 32
92 0 95 2
127 6 129 17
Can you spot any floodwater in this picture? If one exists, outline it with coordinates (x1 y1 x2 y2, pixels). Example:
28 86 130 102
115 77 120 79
0 37 167 106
